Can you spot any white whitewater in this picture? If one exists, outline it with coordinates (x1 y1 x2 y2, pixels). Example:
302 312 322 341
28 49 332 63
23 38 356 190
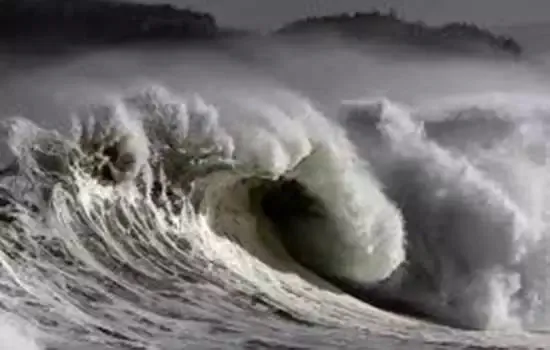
0 82 549 350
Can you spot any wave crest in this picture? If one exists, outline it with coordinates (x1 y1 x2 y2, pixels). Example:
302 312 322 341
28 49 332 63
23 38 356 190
2 85 550 341
0 85 407 325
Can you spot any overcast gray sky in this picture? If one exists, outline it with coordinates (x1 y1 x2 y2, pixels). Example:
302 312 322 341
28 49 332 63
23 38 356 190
131 0 550 30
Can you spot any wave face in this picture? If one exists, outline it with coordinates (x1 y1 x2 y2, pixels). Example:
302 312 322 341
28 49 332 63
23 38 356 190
0 84 549 349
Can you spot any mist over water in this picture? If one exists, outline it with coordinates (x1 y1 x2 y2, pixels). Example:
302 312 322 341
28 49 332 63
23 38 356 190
2 37 550 349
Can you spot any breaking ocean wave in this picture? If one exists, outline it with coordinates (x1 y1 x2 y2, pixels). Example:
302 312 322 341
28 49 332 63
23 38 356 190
0 84 549 349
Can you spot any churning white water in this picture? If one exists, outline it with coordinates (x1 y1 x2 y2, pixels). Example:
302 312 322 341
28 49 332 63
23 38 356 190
1 43 550 349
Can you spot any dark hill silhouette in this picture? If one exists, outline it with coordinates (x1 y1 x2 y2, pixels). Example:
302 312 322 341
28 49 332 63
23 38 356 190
0 0 522 58
276 11 522 57
493 22 550 54
0 0 223 46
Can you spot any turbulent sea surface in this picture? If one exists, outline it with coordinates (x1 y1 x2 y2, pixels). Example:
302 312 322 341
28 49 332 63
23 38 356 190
2 42 550 349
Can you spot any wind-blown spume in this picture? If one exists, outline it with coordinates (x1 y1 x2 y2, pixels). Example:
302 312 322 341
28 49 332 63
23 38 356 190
0 83 549 349
342 96 550 330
